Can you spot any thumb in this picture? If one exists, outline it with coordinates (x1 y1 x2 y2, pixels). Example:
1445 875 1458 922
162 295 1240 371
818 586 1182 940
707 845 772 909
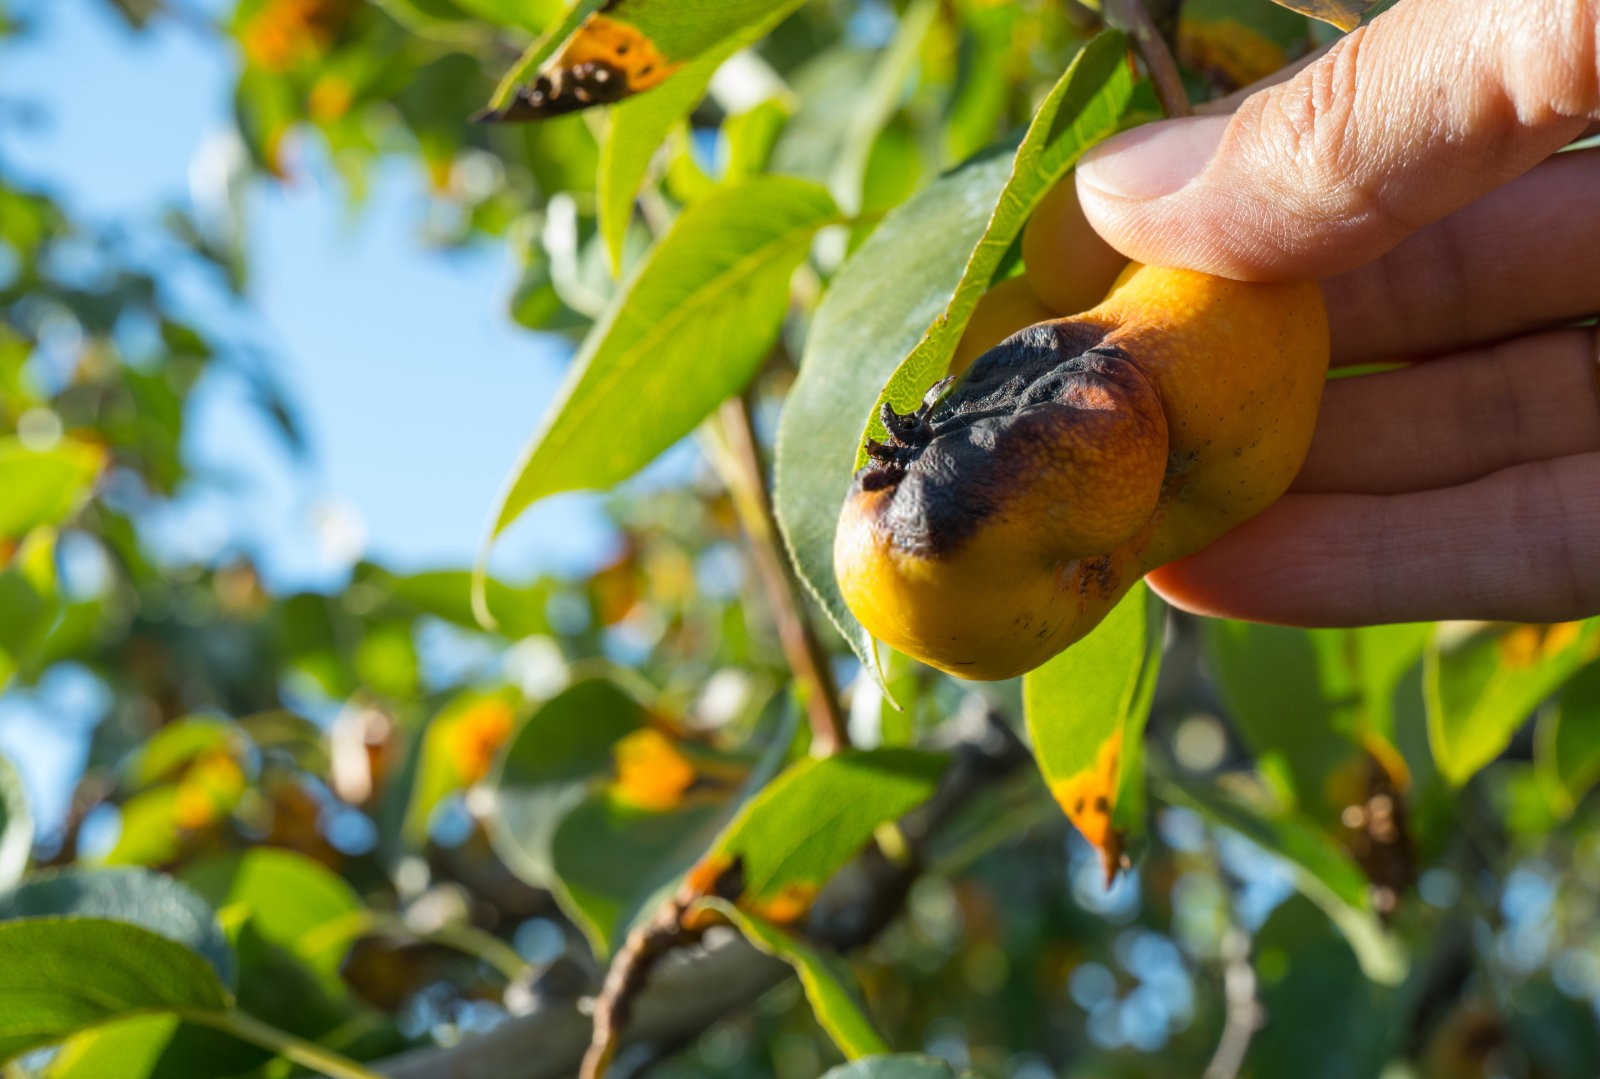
1075 0 1600 280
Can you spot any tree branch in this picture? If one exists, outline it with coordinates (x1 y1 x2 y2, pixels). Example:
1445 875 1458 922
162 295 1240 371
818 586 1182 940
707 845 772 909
713 394 849 756
1105 0 1191 119
373 709 1032 1079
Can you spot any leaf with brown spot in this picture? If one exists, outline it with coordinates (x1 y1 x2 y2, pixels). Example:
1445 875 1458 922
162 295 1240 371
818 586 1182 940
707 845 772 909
481 0 806 121
1024 582 1163 884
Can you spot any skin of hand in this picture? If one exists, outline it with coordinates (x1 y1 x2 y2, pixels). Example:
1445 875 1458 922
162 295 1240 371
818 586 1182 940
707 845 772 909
1071 0 1600 628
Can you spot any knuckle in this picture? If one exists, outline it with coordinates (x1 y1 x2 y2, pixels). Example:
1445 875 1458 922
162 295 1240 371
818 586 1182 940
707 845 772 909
1499 0 1600 123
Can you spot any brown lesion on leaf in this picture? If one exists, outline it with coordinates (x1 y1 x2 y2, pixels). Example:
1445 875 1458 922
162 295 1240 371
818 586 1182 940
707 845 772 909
1328 749 1416 920
1047 727 1130 886
475 14 681 122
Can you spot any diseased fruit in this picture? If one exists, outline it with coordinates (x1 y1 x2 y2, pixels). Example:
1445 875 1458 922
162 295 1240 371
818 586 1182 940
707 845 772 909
835 263 1328 680
1021 175 1130 317
950 275 1058 378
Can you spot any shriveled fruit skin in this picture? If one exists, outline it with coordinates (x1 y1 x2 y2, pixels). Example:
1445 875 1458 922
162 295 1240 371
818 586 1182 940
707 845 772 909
950 276 1058 378
1021 175 1130 316
835 263 1328 680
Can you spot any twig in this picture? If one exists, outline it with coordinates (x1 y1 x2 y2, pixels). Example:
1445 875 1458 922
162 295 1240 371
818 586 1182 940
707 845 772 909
579 863 739 1079
1203 927 1262 1079
1105 0 1192 119
714 394 849 756
374 711 1031 1079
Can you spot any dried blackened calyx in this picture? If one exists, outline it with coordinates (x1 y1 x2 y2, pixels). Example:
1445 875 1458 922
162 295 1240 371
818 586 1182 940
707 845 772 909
853 320 1127 556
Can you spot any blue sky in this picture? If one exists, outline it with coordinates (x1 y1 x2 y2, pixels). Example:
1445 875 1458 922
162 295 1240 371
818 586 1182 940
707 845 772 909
2 0 620 589
0 0 632 828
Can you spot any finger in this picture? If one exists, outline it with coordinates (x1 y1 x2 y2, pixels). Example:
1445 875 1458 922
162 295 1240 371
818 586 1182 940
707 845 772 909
1147 452 1600 626
1076 0 1600 280
1194 44 1330 116
1324 149 1600 364
1296 328 1600 494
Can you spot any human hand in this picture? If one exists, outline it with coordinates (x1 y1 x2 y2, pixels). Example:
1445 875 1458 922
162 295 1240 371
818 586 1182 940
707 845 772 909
1071 0 1600 627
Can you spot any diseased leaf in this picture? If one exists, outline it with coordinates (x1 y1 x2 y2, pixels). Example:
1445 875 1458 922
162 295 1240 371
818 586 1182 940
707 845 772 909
597 2 805 272
1024 581 1162 881
0 867 235 988
404 688 521 845
1425 620 1600 787
703 899 888 1059
774 31 1137 678
1264 0 1379 32
487 676 651 889
480 177 840 620
695 749 947 923
0 918 231 1063
485 0 801 119
0 753 30 890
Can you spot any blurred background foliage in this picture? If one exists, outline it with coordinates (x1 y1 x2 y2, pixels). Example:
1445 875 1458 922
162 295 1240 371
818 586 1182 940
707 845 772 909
1 1 1599 1077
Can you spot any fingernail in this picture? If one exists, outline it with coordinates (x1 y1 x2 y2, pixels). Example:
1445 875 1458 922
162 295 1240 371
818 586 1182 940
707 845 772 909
1077 114 1230 200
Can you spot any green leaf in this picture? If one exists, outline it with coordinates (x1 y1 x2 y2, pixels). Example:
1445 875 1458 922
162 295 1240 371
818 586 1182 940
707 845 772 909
0 867 235 988
1245 896 1394 1079
703 899 888 1059
1536 661 1600 818
356 564 553 640
486 676 651 889
825 0 937 213
722 98 793 181
101 786 185 868
821 1057 960 1079
0 753 31 890
181 849 365 993
702 749 947 916
597 2 806 272
0 528 62 687
1425 620 1600 786
1158 775 1406 985
479 177 840 618
550 790 725 957
773 31 1135 677
0 438 105 541
45 1014 187 1079
1024 581 1162 877
0 918 231 1063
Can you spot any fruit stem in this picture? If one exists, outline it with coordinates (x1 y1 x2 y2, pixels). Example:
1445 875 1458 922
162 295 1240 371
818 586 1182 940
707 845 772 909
714 393 850 756
1106 0 1192 119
